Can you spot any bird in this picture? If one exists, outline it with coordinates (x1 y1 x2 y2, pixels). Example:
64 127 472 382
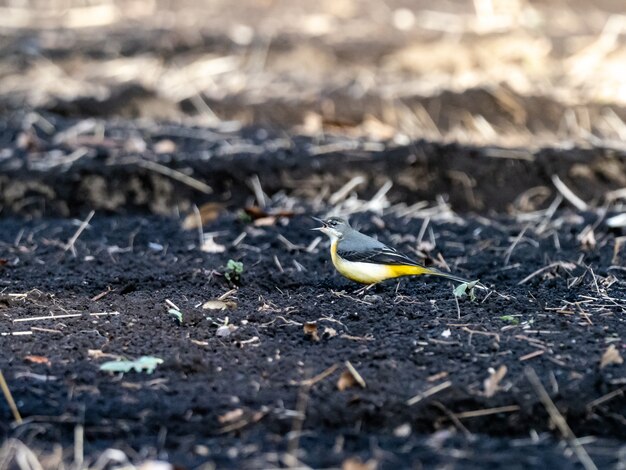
312 216 472 286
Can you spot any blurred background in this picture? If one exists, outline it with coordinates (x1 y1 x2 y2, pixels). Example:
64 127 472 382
2 0 626 149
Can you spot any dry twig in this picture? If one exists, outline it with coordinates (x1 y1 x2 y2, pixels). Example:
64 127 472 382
0 370 22 424
525 367 597 470
64 210 95 256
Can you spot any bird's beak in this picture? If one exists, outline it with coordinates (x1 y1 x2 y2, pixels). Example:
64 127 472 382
310 216 327 231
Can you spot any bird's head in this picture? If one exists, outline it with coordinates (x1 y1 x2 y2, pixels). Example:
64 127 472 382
311 216 350 241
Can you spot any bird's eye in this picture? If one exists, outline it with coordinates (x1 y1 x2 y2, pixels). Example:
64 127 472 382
329 220 336 226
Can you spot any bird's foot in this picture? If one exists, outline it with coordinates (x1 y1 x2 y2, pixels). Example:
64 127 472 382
353 283 377 295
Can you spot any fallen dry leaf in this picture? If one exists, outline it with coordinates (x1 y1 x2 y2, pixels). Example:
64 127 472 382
182 202 225 230
361 114 397 140
342 457 377 470
578 225 596 250
137 461 173 470
153 139 177 154
218 408 244 424
300 111 323 134
607 213 626 228
24 355 51 366
337 372 356 391
243 206 268 219
201 235 226 253
483 365 507 397
612 236 626 265
216 324 237 337
337 361 366 391
16 131 40 151
253 216 279 227
244 206 297 222
303 322 320 342
393 423 411 437
202 299 237 310
323 326 338 339
600 344 623 369
427 371 449 382
87 349 122 360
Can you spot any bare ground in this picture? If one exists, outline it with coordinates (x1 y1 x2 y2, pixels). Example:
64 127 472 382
0 114 625 469
1 1 626 468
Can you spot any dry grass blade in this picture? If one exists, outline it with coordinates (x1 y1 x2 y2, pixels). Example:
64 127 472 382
134 159 212 194
64 210 95 256
432 400 473 440
13 313 82 323
455 405 520 419
407 380 452 406
483 365 507 397
286 382 312 468
293 364 339 387
0 439 43 470
525 367 598 470
344 361 366 388
329 176 367 205
0 370 22 424
504 225 529 265
518 261 577 285
551 175 588 211
248 174 267 208
519 349 545 362
586 387 625 410
611 236 626 265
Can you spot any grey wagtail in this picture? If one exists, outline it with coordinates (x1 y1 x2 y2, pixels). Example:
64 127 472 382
312 216 471 286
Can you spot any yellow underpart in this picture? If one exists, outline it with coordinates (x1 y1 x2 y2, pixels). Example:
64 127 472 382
385 264 431 277
330 240 433 284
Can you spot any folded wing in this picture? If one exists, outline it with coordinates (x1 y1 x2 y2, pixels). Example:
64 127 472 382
337 245 423 267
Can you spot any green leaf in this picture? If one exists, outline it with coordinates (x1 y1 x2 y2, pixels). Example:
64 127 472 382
225 259 244 284
453 280 479 301
99 356 163 374
168 308 183 325
453 283 468 298
227 259 243 274
237 211 253 224
499 315 519 325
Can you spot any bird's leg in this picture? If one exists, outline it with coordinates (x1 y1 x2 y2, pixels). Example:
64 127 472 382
354 283 377 295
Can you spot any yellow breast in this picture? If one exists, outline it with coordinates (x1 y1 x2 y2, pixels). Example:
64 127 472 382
330 240 427 284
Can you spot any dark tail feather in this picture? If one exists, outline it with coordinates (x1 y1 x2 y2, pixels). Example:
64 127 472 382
426 268 486 289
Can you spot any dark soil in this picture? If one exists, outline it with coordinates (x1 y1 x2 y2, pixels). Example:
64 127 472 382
2 113 626 218
2 1 626 467
1 203 625 468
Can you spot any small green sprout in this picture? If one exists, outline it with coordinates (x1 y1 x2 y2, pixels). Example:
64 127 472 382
237 211 253 224
99 356 163 374
225 259 244 285
165 299 183 325
168 308 183 325
453 280 479 301
499 315 519 325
